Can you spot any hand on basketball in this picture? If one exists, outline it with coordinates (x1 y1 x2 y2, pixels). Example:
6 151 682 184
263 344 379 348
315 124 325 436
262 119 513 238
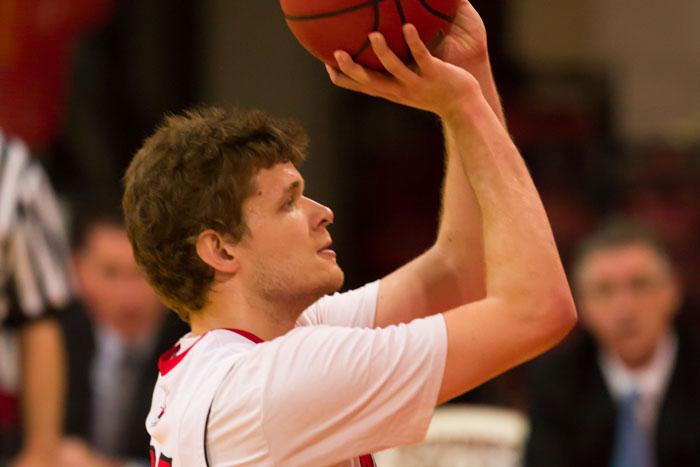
326 24 481 119
433 0 488 67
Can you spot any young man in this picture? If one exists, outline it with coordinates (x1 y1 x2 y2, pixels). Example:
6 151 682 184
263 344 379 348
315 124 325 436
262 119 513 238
123 2 576 465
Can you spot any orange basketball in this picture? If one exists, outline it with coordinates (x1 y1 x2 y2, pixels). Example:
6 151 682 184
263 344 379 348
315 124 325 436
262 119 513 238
280 0 459 70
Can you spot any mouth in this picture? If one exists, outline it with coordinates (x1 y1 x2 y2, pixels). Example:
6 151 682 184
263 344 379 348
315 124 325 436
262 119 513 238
317 239 336 260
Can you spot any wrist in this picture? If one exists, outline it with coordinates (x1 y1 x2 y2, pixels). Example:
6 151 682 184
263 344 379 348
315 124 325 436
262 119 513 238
461 56 494 85
439 89 489 126
451 48 490 74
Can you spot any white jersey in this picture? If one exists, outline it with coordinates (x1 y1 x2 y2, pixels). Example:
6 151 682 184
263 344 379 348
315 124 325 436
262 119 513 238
146 281 447 467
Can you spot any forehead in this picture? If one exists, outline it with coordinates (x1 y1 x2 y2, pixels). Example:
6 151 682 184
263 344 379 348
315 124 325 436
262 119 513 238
82 224 136 264
578 242 669 282
85 223 129 250
254 161 301 189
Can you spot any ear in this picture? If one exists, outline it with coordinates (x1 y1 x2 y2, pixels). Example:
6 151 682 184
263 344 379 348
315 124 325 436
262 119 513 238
195 229 240 274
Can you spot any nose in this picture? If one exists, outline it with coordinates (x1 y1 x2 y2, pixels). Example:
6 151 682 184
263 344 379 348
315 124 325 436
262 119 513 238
307 197 334 230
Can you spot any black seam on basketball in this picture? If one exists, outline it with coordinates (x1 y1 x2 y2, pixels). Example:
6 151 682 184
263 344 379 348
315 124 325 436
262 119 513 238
351 0 381 60
418 0 454 21
285 0 387 21
395 0 409 58
352 38 372 60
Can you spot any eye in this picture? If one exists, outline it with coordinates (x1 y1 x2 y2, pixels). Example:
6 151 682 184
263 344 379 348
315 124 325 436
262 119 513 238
283 197 296 210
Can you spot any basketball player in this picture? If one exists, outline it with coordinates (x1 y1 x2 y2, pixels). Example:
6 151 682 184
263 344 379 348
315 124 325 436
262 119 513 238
123 2 576 465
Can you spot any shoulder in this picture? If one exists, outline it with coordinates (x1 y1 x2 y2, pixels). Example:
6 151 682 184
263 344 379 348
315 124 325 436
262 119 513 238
297 280 380 328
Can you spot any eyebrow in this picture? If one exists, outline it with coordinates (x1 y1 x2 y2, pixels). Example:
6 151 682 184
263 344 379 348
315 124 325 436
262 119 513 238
285 180 302 193
283 179 304 195
277 179 304 207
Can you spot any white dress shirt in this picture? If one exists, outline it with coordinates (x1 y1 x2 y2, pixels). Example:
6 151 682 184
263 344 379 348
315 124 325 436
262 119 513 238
599 331 678 435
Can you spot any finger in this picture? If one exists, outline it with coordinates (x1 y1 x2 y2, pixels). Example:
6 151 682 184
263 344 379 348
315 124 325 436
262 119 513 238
325 63 409 105
334 50 371 84
333 50 397 90
325 63 379 96
403 24 434 72
368 32 417 83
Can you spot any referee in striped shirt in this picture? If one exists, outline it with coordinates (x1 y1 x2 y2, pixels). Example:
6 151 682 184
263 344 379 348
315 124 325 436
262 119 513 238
1 130 71 467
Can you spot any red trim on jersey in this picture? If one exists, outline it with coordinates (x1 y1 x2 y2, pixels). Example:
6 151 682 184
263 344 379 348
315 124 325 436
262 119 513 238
157 329 263 376
157 334 206 376
359 453 376 466
223 328 264 344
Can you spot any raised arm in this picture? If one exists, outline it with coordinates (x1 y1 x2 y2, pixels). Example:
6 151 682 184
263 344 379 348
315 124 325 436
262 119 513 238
369 1 504 328
327 24 575 402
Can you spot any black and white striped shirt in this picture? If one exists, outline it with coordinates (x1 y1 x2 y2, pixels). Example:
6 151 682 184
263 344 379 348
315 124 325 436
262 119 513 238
0 131 72 327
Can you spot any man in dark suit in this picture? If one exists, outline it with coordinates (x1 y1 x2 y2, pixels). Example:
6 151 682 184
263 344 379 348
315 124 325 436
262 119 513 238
58 205 187 467
525 219 700 467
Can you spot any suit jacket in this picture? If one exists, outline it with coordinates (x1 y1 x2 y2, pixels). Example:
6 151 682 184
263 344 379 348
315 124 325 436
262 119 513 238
525 327 700 467
60 302 188 460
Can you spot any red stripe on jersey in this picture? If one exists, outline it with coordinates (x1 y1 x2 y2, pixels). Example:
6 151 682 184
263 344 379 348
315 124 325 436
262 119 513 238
157 334 206 376
359 453 375 466
158 329 263 376
223 328 264 344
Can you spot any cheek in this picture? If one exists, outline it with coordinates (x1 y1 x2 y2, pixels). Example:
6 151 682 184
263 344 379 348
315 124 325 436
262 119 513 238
82 274 118 304
640 292 676 330
259 219 309 255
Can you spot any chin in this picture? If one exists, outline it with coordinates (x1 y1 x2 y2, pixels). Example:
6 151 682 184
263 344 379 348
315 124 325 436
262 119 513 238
320 266 345 296
617 342 656 369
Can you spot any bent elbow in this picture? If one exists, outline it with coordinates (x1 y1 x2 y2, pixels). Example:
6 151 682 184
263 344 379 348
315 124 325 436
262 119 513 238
540 290 577 343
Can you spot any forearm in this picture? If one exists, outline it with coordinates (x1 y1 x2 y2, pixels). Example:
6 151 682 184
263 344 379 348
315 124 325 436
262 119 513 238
443 96 571 314
431 123 485 304
416 53 501 309
19 319 65 457
436 96 575 402
374 107 485 326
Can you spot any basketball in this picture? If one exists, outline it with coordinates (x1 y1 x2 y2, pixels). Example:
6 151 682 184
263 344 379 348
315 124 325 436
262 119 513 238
280 0 460 70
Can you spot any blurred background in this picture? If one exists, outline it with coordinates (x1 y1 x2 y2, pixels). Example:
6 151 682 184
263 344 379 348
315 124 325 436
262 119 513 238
1 0 699 465
7 0 699 306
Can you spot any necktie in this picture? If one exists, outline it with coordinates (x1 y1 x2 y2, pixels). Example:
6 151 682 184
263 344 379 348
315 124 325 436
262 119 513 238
611 390 653 467
92 347 142 456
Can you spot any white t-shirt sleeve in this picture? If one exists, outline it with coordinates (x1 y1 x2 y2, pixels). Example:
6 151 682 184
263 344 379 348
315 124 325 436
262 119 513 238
227 314 447 466
297 280 380 329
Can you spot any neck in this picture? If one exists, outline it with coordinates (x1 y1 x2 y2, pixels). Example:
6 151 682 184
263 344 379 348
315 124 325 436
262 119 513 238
189 288 307 341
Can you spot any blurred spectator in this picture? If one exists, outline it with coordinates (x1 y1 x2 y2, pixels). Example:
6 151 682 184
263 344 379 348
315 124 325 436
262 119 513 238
525 219 700 466
58 203 187 467
0 132 71 466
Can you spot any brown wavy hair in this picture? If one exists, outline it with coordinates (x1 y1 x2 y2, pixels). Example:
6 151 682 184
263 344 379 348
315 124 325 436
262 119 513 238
122 107 307 322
